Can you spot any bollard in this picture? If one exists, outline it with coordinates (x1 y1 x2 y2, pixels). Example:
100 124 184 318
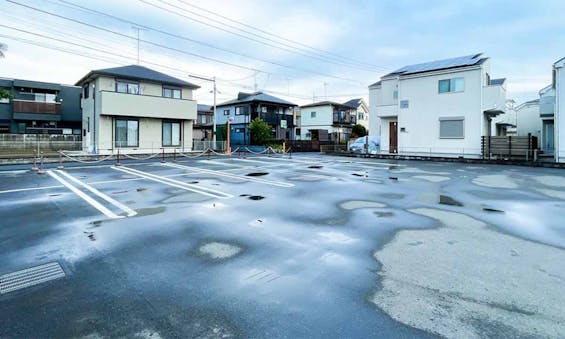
116 149 121 166
289 147 292 159
57 151 64 169
207 149 211 160
173 149 177 163
37 152 46 175
161 148 166 163
31 151 39 171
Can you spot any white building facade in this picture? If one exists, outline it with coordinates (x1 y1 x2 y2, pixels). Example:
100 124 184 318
77 65 199 154
554 57 565 162
369 54 506 157
299 101 357 142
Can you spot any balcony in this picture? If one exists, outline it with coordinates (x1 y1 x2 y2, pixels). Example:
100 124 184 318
99 91 197 120
333 112 356 125
483 84 506 112
13 100 61 115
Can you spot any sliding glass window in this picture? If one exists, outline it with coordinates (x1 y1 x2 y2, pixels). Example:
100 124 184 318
115 118 139 147
163 121 181 146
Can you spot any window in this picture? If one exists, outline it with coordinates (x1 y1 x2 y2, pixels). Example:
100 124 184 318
438 77 464 93
83 83 89 99
87 117 90 133
311 111 316 118
439 118 464 139
358 112 364 120
115 118 139 147
223 109 230 115
162 121 181 146
235 106 248 115
163 87 181 99
235 128 245 133
116 80 139 94
393 90 398 100
261 106 267 113
400 100 409 108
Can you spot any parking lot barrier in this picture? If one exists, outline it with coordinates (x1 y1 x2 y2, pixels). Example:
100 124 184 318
57 151 64 169
116 149 121 166
37 152 46 175
161 148 166 163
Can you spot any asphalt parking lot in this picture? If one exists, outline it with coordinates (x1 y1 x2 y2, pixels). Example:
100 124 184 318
1 153 564 338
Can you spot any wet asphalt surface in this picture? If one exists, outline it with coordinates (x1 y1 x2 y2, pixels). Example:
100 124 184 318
0 153 564 338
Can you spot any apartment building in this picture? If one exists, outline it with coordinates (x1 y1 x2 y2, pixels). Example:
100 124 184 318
215 92 296 145
369 53 506 157
299 101 357 142
76 65 199 154
0 78 81 134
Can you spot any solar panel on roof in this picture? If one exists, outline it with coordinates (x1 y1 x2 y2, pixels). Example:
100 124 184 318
390 54 482 76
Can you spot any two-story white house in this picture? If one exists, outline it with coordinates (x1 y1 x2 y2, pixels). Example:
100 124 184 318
299 101 357 142
369 54 506 157
343 98 369 131
76 65 199 154
539 84 556 155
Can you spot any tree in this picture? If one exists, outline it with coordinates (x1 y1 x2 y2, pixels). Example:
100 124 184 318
0 88 12 100
351 124 367 138
248 118 272 145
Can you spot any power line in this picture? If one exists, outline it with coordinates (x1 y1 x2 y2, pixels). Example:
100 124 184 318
6 0 365 84
140 0 385 73
175 0 386 70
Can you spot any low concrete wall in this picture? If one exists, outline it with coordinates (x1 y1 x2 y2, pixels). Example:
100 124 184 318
0 134 82 156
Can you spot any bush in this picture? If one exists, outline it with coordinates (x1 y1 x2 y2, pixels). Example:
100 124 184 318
249 118 272 145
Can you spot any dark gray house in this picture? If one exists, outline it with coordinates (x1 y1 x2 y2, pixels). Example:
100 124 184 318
0 78 82 134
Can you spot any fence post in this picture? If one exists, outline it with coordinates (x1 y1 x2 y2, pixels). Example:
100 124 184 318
508 136 512 159
161 148 166 163
173 148 177 163
57 150 64 169
116 148 121 166
37 152 46 175
207 148 211 160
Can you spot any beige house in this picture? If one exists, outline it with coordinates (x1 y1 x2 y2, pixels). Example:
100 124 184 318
76 65 199 154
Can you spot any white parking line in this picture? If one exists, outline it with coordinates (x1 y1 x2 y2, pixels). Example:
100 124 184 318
165 162 294 188
46 170 122 219
56 170 137 217
112 166 233 199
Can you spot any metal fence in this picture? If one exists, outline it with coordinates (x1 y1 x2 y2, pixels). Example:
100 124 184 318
193 140 226 151
0 134 82 157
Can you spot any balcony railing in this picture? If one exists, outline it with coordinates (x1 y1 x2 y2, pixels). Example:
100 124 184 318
333 112 356 125
13 100 61 114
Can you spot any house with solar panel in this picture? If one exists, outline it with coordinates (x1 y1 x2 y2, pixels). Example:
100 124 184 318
76 65 199 154
369 54 507 158
215 92 297 145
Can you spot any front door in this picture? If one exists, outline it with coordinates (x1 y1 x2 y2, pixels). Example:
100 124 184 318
389 121 398 153
543 120 555 153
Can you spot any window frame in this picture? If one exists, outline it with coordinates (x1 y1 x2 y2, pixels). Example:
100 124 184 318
223 109 230 116
116 79 140 95
439 117 465 139
438 77 465 94
235 106 247 116
162 86 182 99
310 111 316 118
162 120 182 147
115 117 140 148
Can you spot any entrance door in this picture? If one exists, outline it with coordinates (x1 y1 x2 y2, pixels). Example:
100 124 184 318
543 120 555 153
389 121 398 153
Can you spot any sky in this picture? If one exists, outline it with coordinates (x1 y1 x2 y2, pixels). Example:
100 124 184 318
0 0 564 106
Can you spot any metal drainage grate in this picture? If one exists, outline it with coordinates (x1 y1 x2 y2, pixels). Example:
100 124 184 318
0 262 65 295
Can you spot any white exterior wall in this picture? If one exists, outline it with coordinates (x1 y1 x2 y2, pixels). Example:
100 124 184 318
516 103 541 138
394 68 484 156
299 105 333 139
556 62 565 162
80 76 196 154
368 86 381 136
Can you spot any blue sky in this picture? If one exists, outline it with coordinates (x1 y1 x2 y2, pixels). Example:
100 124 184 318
0 0 564 105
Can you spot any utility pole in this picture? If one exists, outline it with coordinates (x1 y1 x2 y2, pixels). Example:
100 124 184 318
132 26 144 64
189 74 217 146
253 72 258 92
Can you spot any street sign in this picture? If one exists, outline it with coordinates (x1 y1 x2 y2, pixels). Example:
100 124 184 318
280 120 287 129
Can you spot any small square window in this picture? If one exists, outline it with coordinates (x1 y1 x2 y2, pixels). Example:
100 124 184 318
223 109 230 115
311 111 316 118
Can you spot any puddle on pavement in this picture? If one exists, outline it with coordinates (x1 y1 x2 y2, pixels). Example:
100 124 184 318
483 207 505 213
188 181 199 184
84 231 96 241
198 241 242 260
352 173 367 177
136 187 147 192
239 194 250 197
439 195 464 207
340 200 386 210
381 193 405 199
308 165 323 169
374 211 394 217
248 195 265 201
246 172 269 177
135 206 166 216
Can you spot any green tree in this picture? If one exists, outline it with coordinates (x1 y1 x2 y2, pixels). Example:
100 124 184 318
249 118 272 145
215 124 227 142
351 124 367 138
0 87 12 100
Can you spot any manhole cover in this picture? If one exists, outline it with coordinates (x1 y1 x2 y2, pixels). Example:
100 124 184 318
0 262 65 294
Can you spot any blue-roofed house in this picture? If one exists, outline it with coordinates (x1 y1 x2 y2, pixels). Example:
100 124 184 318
215 91 297 145
76 65 199 154
368 53 507 158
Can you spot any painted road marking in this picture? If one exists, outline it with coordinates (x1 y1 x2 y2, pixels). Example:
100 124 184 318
56 170 137 217
165 162 294 188
112 166 233 199
47 170 122 219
